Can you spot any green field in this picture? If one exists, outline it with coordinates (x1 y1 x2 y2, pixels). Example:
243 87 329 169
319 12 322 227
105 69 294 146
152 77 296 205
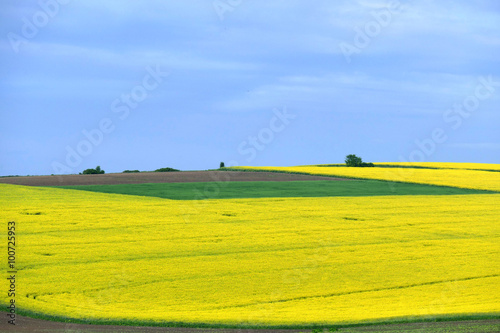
56 179 494 200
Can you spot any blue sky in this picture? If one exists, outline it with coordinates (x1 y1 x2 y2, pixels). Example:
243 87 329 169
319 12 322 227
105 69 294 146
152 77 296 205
1 0 499 176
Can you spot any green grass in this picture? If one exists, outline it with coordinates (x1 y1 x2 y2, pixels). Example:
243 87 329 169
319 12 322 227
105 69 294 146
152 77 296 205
55 179 493 200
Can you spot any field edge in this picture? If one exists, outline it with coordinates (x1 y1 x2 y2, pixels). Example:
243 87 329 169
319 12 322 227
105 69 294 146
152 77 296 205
221 168 500 193
3 308 499 330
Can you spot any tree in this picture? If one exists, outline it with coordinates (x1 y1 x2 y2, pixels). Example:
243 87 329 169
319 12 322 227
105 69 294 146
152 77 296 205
82 166 105 174
345 154 363 167
220 162 225 168
154 167 180 172
345 154 374 167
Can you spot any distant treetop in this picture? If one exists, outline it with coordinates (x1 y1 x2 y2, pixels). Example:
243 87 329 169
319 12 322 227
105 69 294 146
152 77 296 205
154 167 180 172
82 166 105 174
345 154 374 167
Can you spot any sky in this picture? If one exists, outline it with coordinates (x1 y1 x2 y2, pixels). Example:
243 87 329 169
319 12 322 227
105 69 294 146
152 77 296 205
1 0 499 176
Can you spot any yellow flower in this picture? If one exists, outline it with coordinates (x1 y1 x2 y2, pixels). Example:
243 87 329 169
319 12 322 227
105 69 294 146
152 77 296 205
1 183 499 325
233 164 500 191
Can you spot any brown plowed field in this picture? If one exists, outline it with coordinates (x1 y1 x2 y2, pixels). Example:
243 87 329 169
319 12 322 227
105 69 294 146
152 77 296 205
2 315 499 333
0 171 348 186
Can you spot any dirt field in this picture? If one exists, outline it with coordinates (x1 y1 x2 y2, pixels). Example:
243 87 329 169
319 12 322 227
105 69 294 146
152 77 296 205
2 315 499 333
0 171 348 186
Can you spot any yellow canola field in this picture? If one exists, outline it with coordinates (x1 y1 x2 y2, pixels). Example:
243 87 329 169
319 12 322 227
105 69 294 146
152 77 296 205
374 162 500 171
1 183 499 325
234 165 500 192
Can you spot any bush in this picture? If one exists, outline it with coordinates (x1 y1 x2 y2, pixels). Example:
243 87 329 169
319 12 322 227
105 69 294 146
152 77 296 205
154 167 179 172
220 162 225 168
123 170 140 173
82 166 105 174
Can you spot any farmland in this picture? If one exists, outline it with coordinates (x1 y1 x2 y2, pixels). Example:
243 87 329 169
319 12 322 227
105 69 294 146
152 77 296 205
0 170 343 186
374 162 500 171
0 164 499 331
56 179 492 200
230 165 500 191
308 162 500 172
